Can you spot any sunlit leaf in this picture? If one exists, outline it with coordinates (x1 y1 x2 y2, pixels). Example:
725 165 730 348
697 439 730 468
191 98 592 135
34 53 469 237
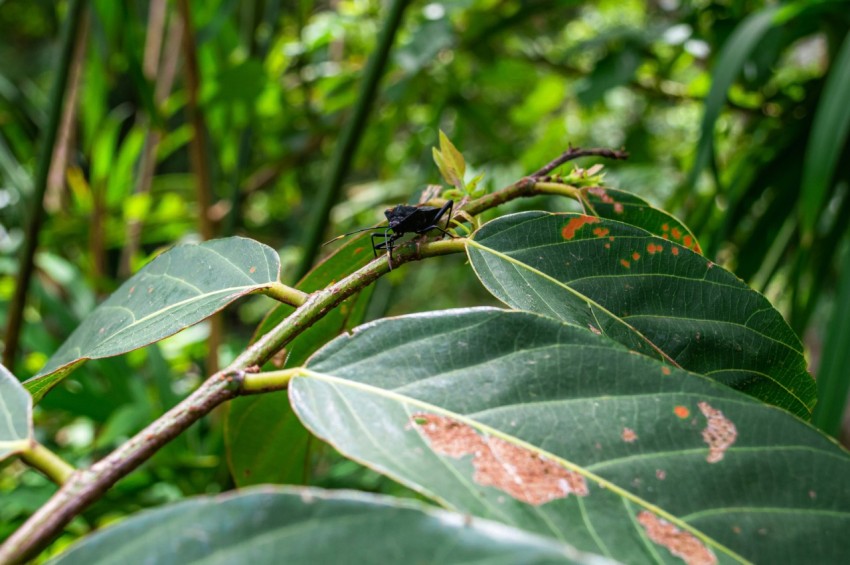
0 364 31 463
49 486 602 564
292 309 850 564
26 237 281 403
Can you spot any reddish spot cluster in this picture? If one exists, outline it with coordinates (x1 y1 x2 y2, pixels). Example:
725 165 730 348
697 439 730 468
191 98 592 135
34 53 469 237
587 187 625 213
637 511 717 565
674 406 690 419
561 216 601 240
660 222 702 253
412 413 589 505
646 243 663 255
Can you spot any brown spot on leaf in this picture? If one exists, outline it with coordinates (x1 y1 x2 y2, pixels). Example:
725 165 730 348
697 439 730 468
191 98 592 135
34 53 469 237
561 216 601 240
411 413 588 505
698 402 737 463
621 428 638 442
620 259 631 269
661 366 672 376
604 243 611 249
638 511 716 565
674 406 690 419
632 252 641 261
588 324 602 335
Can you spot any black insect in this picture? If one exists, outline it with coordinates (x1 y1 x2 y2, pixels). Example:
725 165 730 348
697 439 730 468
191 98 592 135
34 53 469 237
325 200 455 267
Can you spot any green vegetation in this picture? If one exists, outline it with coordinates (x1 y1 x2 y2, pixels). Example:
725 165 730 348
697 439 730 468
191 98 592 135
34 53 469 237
2 1 849 562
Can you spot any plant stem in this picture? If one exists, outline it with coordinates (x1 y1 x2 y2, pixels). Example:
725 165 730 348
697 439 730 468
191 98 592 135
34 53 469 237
241 368 301 392
0 144 620 563
2 0 86 369
19 442 75 485
263 282 309 307
295 0 411 281
0 237 463 564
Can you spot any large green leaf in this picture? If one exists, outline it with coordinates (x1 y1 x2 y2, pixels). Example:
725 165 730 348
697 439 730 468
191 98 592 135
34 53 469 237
466 212 815 418
26 237 280 403
49 486 601 564
0 364 31 463
226 234 374 487
291 309 850 564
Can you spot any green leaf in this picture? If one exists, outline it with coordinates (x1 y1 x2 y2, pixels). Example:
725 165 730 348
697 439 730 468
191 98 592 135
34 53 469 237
466 212 815 418
49 486 600 564
292 309 850 564
226 235 374 487
800 29 850 235
26 237 281 403
0 364 32 463
584 187 702 253
433 130 465 190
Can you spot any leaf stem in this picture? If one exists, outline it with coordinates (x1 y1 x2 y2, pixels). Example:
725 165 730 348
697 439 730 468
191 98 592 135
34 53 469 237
19 441 75 485
264 282 309 307
242 368 303 393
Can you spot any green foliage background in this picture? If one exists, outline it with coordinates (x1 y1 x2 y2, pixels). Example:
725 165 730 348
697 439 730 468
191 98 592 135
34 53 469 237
2 0 849 556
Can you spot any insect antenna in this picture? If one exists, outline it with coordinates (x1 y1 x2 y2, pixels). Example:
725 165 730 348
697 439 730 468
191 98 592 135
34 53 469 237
322 226 385 246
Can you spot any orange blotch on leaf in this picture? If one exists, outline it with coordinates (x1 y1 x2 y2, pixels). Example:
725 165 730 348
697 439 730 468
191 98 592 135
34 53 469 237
683 235 693 248
604 243 611 249
631 252 640 261
661 366 672 376
621 428 638 443
592 227 610 237
661 223 669 232
613 203 624 214
249 266 257 274
671 247 680 256
561 216 601 240
674 406 690 419
620 259 631 269
671 227 682 240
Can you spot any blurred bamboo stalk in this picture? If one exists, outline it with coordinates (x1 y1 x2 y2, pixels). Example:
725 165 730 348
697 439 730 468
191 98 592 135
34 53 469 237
177 0 220 373
3 0 87 369
119 0 182 277
294 0 411 281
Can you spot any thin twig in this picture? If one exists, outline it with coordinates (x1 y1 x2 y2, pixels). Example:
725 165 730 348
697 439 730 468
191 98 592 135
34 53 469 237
532 146 629 177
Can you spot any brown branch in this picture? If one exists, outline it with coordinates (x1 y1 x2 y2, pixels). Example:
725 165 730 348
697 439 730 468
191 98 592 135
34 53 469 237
532 146 629 177
0 144 623 563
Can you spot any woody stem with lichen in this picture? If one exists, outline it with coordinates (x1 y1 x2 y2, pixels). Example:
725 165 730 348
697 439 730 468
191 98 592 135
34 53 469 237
0 238 463 565
1 146 626 564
